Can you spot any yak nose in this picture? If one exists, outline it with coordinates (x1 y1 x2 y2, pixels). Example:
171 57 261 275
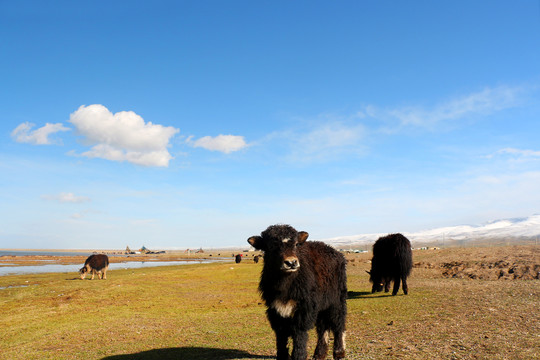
283 257 300 271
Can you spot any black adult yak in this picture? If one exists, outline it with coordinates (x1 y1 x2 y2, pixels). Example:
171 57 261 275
235 254 242 263
368 233 412 295
248 224 347 360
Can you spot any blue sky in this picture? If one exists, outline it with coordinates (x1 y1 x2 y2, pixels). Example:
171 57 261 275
1 1 540 249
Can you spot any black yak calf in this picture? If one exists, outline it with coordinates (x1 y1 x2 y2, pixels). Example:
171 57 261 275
248 224 347 360
368 233 412 295
80 254 109 280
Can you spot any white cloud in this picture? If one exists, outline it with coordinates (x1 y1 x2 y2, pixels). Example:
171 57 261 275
494 148 540 159
69 104 179 167
301 122 364 151
11 122 70 145
277 121 365 163
189 134 248 154
70 209 100 219
42 192 91 203
371 85 524 130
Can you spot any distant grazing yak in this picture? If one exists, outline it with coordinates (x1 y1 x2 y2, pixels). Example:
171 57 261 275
235 254 242 263
368 233 412 295
80 254 109 280
248 224 347 360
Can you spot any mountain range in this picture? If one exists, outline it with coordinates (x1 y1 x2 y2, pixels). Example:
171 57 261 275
323 214 540 247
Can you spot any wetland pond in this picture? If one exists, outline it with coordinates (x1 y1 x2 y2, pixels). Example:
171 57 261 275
0 250 227 276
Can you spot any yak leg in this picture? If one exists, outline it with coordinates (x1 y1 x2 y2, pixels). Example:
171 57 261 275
402 276 409 295
332 329 346 360
291 330 308 360
268 309 291 360
392 276 401 295
384 279 391 293
274 329 291 360
103 269 107 280
313 320 329 360
91 269 95 280
330 307 346 359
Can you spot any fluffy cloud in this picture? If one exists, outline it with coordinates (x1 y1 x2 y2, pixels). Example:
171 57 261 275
42 192 91 203
189 134 248 154
69 104 179 167
11 122 70 145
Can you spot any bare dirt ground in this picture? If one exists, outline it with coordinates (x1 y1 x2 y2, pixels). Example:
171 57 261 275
344 245 540 280
412 245 540 280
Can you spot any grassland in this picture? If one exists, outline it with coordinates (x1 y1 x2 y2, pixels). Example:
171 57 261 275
0 246 538 359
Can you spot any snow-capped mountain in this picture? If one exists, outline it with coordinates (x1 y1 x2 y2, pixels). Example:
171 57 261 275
323 214 540 247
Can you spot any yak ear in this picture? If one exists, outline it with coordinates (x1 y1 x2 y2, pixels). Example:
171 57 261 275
297 231 309 244
248 236 264 250
365 270 371 275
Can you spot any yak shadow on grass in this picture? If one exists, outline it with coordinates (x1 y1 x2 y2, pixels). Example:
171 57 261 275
348 290 402 299
101 347 272 360
347 290 371 299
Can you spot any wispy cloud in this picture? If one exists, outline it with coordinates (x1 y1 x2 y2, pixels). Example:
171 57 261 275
268 121 365 163
272 85 526 163
69 104 179 167
496 148 540 157
363 85 525 131
187 134 249 154
487 147 540 161
11 122 70 145
70 209 100 219
41 192 91 203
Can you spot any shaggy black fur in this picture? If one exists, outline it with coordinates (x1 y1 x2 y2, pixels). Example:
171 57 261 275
369 233 413 295
248 224 347 360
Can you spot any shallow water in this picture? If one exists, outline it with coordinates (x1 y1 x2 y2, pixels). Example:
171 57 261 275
0 284 30 290
0 260 220 276
0 250 127 257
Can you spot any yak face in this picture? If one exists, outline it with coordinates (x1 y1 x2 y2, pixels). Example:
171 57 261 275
247 224 308 274
79 266 89 280
367 269 385 293
371 277 384 293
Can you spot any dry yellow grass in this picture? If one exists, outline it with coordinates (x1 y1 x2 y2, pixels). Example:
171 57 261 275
0 245 538 359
